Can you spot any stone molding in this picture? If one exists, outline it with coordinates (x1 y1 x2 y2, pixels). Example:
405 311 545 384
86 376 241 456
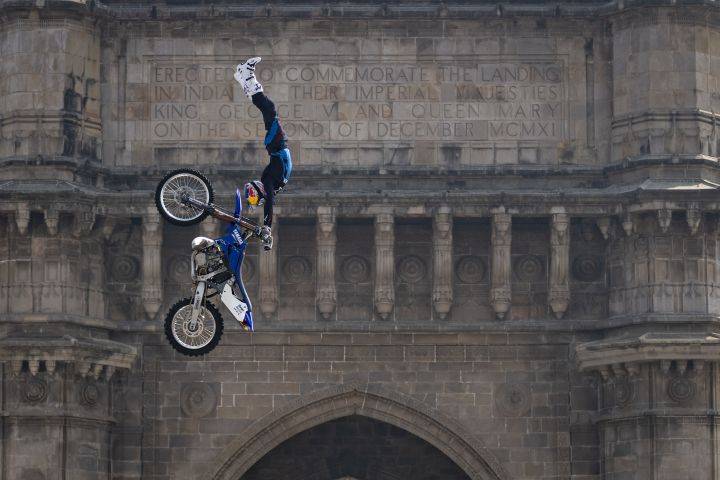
575 332 720 373
0 335 137 380
5 0 717 22
206 384 509 480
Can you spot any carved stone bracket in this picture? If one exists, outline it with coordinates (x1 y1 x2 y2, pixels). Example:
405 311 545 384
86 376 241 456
73 207 97 237
0 335 136 381
549 210 570 319
15 202 30 235
657 208 672 233
259 218 278 318
621 212 635 237
432 206 453 320
316 206 337 320
490 210 511 320
44 207 59 235
596 217 611 240
374 211 394 320
686 204 701 235
142 209 163 319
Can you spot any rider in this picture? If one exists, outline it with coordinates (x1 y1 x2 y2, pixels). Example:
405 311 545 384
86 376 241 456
234 57 292 251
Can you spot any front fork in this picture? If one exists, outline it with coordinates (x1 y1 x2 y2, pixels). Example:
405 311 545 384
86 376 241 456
189 281 207 329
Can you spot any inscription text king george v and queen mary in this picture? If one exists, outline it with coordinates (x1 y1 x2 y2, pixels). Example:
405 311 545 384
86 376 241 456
150 61 565 145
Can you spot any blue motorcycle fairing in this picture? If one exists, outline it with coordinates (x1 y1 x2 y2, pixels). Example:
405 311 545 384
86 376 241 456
213 189 254 331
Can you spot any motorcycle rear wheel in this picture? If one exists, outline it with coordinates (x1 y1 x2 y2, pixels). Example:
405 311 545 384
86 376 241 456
155 169 214 226
164 298 224 356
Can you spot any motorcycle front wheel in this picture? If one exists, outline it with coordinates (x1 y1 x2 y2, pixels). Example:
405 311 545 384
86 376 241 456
155 169 214 226
164 298 224 356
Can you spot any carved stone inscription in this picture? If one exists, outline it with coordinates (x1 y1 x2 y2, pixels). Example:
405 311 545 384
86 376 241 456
149 60 565 143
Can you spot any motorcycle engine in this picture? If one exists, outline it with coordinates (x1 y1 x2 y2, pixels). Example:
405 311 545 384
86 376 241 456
194 244 228 278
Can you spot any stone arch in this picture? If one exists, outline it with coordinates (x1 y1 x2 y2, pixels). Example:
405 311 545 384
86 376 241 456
207 384 509 480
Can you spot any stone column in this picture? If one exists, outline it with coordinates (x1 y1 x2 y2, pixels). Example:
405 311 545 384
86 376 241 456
316 206 337 320
432 206 453 320
490 210 511 320
259 218 278 319
374 211 394 320
142 209 162 319
549 210 570 319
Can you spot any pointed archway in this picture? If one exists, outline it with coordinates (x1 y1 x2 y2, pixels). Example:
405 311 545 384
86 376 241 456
206 384 509 480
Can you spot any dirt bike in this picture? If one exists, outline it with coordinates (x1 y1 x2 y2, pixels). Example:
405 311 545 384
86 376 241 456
154 169 269 356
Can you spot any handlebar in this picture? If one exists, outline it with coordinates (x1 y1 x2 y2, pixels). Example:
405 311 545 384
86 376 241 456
184 197 261 236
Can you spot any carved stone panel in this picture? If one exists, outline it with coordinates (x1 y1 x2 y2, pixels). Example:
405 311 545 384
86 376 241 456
106 221 143 321
278 219 317 323
568 219 607 319
336 219 374 323
394 219 432 323
510 218 550 320
452 218 492 322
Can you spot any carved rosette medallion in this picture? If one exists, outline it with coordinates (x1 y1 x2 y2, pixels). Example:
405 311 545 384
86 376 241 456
667 377 696 403
455 256 486 283
282 256 313 284
110 255 140 283
166 255 190 283
180 383 217 418
613 378 635 407
341 256 371 283
494 383 531 417
571 255 603 282
514 255 545 282
397 255 427 284
23 377 48 404
80 382 100 407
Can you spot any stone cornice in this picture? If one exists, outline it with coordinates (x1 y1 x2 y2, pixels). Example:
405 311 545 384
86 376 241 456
576 332 720 372
0 334 137 378
0 0 718 23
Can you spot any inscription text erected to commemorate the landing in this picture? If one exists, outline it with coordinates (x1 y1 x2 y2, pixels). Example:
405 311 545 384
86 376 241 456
149 60 566 144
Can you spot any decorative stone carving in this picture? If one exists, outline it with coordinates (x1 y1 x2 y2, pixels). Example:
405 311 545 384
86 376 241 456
596 217 611 240
667 376 695 403
341 256 371 283
142 209 163 319
432 206 453 320
180 383 217 418
455 256 486 284
657 208 672 233
259 218 278 318
571 255 603 282
621 213 635 237
282 256 312 283
15 203 30 235
166 255 190 284
397 255 427 284
686 204 701 235
494 383 531 417
316 206 337 320
549 211 570 319
490 210 511 320
613 377 635 407
23 377 48 403
110 255 140 283
80 382 100 407
374 212 394 320
73 208 96 237
43 208 59 235
514 255 545 282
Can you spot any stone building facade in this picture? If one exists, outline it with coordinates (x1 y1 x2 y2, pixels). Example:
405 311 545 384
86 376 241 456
1 0 719 479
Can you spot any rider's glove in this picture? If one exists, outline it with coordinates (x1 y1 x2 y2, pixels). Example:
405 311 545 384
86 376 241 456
260 226 273 251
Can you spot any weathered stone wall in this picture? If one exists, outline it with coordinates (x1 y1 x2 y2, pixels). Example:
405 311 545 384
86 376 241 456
1 1 720 480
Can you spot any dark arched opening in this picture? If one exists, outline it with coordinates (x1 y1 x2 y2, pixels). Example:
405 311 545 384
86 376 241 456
242 415 470 480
